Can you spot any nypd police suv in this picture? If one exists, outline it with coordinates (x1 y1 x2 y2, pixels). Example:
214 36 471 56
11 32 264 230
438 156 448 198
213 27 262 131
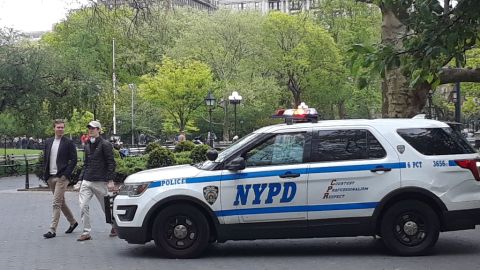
108 106 480 258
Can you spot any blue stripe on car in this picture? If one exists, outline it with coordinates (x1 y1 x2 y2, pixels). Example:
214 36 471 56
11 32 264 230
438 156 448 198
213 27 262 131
148 162 406 188
215 202 378 217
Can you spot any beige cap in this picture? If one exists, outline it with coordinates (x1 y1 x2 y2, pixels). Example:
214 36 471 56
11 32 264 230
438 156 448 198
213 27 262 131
87 120 102 129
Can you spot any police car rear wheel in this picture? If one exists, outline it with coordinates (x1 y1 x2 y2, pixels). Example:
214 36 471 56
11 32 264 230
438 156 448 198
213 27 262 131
380 200 439 256
153 204 210 258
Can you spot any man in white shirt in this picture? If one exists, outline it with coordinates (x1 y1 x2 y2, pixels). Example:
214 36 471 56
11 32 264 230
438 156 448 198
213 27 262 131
42 119 78 239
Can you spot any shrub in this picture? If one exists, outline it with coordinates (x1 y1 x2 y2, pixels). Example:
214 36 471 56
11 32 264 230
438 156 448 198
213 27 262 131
147 148 176 169
174 140 196 152
116 156 147 182
190 144 210 163
145 142 162 154
34 151 44 181
175 151 192 165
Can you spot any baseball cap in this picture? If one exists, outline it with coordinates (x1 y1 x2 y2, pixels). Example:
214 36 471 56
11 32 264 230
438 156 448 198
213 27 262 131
87 120 102 129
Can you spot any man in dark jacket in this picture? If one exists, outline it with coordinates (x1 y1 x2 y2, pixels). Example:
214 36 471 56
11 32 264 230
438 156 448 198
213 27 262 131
43 119 79 239
77 120 116 241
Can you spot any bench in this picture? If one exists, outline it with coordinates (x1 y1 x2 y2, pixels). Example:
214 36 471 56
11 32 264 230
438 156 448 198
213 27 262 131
0 155 20 176
120 147 146 157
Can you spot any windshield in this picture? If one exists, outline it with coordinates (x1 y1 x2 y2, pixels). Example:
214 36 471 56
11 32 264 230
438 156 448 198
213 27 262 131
192 132 259 170
216 132 259 162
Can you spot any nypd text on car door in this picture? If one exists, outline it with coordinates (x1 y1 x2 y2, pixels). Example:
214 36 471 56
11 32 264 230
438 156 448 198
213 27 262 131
219 130 310 223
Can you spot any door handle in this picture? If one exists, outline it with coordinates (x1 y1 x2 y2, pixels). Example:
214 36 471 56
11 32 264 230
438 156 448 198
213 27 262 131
370 166 392 172
279 172 301 178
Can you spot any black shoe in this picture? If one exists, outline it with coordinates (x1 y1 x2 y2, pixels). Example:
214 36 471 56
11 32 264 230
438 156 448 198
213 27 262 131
43 232 56 239
65 222 78 234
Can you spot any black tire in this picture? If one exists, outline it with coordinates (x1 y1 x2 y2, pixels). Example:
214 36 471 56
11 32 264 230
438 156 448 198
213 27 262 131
152 204 210 258
380 200 439 256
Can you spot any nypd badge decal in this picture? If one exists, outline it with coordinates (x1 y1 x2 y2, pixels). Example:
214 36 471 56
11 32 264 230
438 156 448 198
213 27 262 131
203 186 219 205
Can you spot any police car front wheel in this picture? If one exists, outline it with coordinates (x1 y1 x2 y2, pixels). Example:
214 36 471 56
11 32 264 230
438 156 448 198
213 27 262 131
380 200 440 256
152 204 210 258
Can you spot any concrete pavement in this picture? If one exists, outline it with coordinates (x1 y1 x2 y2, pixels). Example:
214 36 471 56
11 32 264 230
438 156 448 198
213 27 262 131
2 175 480 270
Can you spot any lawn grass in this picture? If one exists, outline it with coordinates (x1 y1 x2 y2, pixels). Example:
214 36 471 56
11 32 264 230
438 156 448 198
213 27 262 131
1 148 42 156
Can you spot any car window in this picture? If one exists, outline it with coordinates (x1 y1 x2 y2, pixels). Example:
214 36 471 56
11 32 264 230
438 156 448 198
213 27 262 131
244 133 305 167
397 127 475 155
311 129 386 162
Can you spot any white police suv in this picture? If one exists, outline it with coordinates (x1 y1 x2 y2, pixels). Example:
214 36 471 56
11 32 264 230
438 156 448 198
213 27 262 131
109 107 480 258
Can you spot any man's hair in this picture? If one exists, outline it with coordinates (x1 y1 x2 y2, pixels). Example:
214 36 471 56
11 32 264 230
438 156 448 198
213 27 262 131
53 119 65 127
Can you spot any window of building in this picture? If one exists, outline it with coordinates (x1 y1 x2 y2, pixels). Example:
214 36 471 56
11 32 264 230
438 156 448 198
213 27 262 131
311 129 386 162
269 1 280 10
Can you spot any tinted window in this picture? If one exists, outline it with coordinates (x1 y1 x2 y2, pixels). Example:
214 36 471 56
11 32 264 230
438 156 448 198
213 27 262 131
244 133 305 167
397 128 475 155
311 129 386 162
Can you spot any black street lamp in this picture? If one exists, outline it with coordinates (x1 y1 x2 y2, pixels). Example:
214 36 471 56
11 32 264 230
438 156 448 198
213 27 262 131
228 91 242 138
204 90 216 147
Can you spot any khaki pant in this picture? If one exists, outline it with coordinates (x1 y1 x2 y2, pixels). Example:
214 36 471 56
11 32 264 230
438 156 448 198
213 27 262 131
79 180 107 236
47 176 76 233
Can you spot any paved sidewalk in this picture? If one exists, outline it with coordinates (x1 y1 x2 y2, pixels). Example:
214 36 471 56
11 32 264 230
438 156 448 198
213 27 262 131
0 175 149 270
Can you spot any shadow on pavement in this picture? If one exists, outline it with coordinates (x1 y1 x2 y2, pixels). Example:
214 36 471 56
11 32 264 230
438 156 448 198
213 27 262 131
115 235 480 259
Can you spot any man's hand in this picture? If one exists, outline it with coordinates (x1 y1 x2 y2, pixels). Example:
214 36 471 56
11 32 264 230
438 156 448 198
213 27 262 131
107 180 115 192
73 181 82 191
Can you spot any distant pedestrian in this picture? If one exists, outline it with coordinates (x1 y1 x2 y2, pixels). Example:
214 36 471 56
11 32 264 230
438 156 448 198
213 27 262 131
177 130 186 143
42 119 79 239
77 120 116 241
193 136 203 145
80 134 89 146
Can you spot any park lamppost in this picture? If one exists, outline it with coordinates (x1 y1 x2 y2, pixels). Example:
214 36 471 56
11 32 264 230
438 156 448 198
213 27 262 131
128 83 136 146
204 91 216 147
228 91 242 138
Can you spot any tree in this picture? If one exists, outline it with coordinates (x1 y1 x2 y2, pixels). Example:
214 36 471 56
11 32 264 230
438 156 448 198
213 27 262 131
65 109 94 139
262 12 344 117
167 10 279 139
139 57 213 132
354 0 480 117
315 0 383 118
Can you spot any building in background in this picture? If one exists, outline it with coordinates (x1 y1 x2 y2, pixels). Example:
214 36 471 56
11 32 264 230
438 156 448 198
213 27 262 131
217 0 320 14
98 0 217 11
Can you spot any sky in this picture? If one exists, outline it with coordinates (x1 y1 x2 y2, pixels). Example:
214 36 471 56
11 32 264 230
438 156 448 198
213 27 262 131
0 0 90 32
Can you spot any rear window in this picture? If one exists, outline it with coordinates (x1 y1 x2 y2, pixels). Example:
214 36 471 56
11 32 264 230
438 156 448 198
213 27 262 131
397 128 475 155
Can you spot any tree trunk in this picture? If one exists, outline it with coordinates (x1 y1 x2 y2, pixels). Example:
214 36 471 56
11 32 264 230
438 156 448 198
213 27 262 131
380 6 430 118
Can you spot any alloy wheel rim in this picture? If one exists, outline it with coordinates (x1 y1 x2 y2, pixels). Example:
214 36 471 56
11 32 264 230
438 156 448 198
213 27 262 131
164 215 198 250
393 212 427 246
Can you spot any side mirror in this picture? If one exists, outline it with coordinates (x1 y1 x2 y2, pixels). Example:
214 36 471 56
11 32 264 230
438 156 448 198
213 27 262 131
225 157 246 171
206 149 218 161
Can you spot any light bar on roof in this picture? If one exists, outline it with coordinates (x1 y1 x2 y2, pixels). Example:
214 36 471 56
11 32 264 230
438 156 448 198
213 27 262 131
272 102 318 124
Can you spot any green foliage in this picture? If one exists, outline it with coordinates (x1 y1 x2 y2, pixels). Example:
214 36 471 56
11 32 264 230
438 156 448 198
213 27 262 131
190 144 210 163
0 113 16 136
262 12 344 111
354 0 480 87
140 57 213 131
147 147 175 169
115 156 147 180
174 151 193 165
174 140 196 152
145 142 162 154
65 109 94 138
